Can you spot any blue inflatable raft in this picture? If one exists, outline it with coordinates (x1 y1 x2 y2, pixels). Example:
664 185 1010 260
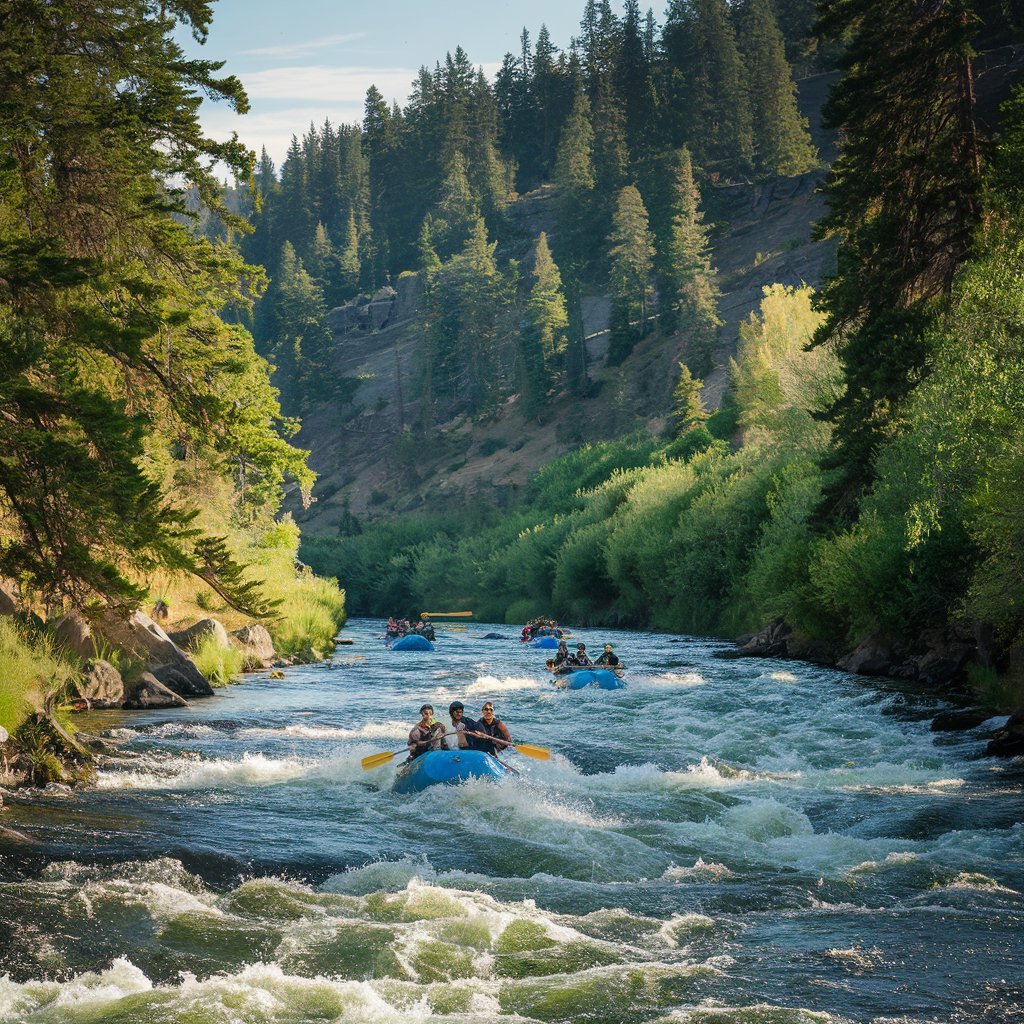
392 750 509 794
531 636 560 649
556 668 626 690
391 634 434 652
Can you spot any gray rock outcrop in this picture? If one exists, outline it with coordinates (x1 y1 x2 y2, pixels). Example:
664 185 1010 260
53 610 95 661
77 660 124 709
124 673 189 709
231 624 276 670
985 707 1024 757
837 637 897 676
0 579 19 618
169 617 229 651
150 661 214 697
328 285 399 337
97 609 185 666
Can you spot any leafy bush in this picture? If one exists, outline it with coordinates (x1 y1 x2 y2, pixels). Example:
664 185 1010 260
191 634 245 686
0 619 79 735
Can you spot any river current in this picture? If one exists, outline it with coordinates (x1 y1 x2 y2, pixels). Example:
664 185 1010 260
0 618 1021 1023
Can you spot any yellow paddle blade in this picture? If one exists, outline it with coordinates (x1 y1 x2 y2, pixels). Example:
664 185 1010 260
514 743 550 760
361 750 400 770
422 611 474 617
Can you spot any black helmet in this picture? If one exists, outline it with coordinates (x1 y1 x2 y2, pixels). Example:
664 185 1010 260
419 703 433 715
448 701 464 712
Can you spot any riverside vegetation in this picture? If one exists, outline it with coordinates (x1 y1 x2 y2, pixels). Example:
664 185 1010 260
0 2 345 787
295 3 1024 729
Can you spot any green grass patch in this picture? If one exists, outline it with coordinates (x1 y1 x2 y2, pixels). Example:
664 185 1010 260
0 619 80 735
967 664 1024 714
190 633 245 686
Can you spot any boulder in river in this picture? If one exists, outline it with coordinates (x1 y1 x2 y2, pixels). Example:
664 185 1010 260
150 661 214 697
930 708 992 732
168 617 230 651
984 707 1024 757
124 673 189 709
231 624 276 670
76 660 124 709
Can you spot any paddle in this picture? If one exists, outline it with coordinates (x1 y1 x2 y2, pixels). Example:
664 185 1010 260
360 732 551 770
422 611 474 617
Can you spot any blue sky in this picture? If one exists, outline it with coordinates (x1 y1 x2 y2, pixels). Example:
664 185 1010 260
187 0 623 169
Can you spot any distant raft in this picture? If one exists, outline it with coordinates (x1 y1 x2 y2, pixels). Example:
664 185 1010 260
531 636 561 649
392 750 509 793
554 668 626 690
391 634 434 652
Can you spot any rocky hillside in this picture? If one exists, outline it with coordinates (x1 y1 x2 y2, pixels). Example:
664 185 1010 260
294 73 840 534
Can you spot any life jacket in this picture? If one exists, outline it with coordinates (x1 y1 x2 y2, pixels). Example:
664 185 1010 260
474 718 510 756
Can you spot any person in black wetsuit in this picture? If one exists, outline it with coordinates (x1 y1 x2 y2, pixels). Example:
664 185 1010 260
569 643 593 667
595 644 619 667
553 640 571 670
445 701 477 749
472 702 513 757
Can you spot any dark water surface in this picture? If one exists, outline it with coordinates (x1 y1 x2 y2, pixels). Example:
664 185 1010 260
1 618 1022 1023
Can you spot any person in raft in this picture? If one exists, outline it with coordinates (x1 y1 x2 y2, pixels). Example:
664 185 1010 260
445 701 477 749
407 704 446 760
553 640 571 669
569 643 593 667
595 644 619 667
473 702 513 757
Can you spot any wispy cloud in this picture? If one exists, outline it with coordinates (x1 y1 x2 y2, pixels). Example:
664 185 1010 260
241 32 368 58
240 65 416 104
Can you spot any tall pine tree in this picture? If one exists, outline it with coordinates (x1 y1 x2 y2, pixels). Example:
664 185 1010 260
813 0 985 515
737 0 817 176
607 185 655 365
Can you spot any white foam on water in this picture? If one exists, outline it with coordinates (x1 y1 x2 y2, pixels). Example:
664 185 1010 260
74 878 227 921
847 852 920 875
0 958 152 1019
93 751 310 791
463 675 545 695
643 671 707 688
937 872 1019 894
662 858 735 882
657 912 717 948
824 946 883 970
239 721 409 741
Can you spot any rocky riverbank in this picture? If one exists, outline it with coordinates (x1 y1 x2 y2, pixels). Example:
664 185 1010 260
719 617 1024 756
0 586 331 793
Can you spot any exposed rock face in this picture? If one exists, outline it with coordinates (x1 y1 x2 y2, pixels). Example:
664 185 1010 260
916 643 973 689
0 579 19 617
231 624 276 670
124 673 189 709
837 637 898 676
169 617 229 651
97 609 185 666
985 707 1024 757
0 725 8 745
738 618 794 658
77 660 124 708
150 661 214 697
53 610 95 660
328 285 399 336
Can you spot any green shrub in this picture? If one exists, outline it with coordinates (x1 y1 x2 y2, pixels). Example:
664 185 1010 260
191 634 245 686
0 619 79 735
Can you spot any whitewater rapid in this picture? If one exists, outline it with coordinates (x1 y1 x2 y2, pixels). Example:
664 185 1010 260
0 618 1021 1023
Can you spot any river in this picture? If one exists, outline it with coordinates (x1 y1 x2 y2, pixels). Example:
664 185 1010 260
0 618 1021 1023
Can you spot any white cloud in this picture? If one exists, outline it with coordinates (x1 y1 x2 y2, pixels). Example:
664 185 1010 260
239 65 417 104
241 32 368 58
